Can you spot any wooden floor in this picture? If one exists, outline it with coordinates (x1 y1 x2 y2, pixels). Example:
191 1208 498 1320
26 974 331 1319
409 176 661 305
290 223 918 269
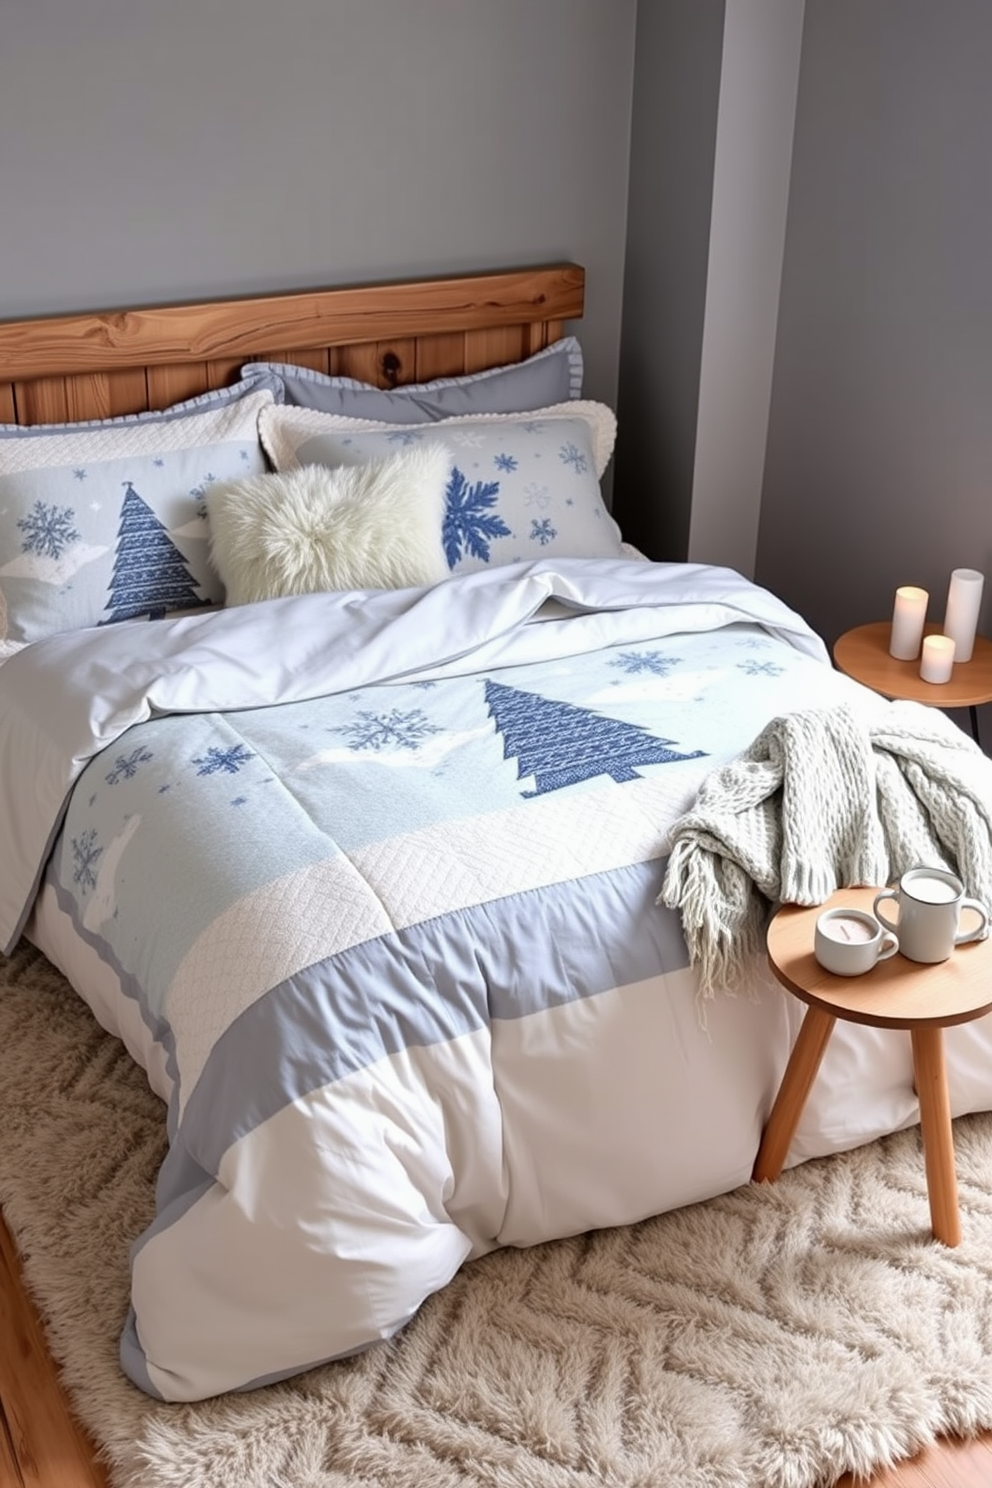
2 1212 992 1488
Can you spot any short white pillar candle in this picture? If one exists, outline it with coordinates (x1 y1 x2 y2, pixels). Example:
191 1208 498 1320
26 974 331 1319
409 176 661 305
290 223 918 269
889 585 928 660
942 568 984 664
920 633 955 683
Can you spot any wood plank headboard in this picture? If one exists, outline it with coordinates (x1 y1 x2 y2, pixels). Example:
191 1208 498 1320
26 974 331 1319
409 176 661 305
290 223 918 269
0 264 585 427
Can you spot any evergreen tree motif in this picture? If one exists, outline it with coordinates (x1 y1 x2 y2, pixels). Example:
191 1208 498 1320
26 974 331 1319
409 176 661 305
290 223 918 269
101 481 206 624
485 680 705 796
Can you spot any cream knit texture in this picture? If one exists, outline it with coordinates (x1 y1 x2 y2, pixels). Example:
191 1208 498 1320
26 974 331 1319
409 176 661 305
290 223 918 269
660 700 992 998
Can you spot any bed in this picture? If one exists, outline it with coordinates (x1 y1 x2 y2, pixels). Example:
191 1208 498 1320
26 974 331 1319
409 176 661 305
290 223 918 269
2 263 992 1406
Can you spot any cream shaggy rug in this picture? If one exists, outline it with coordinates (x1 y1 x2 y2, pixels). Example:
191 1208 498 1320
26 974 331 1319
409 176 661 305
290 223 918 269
3 940 992 1488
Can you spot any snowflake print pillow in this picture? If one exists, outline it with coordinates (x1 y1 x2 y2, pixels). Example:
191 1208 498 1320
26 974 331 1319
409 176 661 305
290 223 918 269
258 401 624 575
0 386 274 645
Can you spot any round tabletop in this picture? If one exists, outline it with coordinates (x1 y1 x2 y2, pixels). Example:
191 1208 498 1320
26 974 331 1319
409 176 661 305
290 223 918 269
766 887 992 1029
833 621 992 708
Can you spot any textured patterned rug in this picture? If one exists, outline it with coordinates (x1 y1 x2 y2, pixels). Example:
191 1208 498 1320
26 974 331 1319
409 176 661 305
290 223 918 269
3 940 992 1488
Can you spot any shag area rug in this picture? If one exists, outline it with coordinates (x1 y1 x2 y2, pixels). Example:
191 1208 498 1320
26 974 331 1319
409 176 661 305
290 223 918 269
3 941 992 1488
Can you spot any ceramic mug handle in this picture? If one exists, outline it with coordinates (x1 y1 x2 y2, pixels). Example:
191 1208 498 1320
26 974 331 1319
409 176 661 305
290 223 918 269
876 930 900 962
956 897 990 947
873 888 899 934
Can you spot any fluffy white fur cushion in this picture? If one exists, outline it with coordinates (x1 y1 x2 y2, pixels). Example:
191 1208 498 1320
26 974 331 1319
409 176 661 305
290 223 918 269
205 443 451 604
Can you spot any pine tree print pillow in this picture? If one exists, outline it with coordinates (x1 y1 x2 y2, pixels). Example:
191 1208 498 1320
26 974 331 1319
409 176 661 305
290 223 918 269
0 386 275 645
258 401 623 574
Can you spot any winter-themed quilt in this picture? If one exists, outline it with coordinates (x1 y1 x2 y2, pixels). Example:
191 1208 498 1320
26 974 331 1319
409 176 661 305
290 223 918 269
0 557 882 1402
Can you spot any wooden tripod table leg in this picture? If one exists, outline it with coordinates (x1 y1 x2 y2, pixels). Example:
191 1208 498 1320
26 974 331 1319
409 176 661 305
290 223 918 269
910 1025 961 1247
753 1005 836 1183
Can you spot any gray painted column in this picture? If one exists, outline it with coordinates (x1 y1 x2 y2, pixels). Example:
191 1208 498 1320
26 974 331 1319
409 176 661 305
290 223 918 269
687 0 805 578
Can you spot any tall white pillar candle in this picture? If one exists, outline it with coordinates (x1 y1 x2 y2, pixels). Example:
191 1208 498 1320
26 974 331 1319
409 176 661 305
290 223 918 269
920 633 955 683
942 568 984 664
889 585 928 660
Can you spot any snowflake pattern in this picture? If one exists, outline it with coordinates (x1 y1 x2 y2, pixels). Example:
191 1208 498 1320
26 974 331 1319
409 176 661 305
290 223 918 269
385 430 425 446
189 474 218 501
71 829 103 891
494 452 518 473
523 482 551 510
442 466 510 567
334 709 442 752
558 442 589 473
737 660 785 677
529 518 558 546
17 501 81 560
106 746 154 784
609 651 682 676
192 743 255 776
738 637 769 649
73 468 88 481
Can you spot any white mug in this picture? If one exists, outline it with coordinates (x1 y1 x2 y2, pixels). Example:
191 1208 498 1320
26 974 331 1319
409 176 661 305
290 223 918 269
814 907 899 977
874 866 990 964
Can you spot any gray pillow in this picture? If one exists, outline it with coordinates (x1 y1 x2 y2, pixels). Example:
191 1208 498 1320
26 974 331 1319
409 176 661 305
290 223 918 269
241 336 583 425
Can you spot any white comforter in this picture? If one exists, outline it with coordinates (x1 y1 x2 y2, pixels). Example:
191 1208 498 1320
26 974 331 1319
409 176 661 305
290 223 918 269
5 557 992 1401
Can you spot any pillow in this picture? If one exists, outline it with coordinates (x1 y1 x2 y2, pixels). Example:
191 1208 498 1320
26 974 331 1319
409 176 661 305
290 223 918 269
204 443 451 604
0 380 276 644
258 401 623 575
241 336 583 425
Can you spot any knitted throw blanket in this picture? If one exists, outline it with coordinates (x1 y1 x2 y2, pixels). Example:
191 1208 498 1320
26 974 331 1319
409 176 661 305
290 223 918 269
659 700 992 998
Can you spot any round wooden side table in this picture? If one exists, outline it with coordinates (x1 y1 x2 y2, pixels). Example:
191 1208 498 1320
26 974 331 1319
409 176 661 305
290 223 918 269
833 621 992 745
753 886 992 1246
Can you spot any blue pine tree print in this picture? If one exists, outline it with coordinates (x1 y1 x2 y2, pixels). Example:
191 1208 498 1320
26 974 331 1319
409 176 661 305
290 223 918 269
17 501 80 560
193 743 255 776
485 680 705 796
101 482 208 624
442 466 511 567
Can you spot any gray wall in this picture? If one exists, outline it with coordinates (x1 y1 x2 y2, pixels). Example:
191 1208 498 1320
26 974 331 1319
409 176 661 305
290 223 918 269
612 0 725 561
0 0 636 414
758 1 992 658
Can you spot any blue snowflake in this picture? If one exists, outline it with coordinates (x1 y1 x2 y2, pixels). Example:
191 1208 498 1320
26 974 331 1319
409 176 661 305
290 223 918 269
610 651 682 676
494 452 518 473
412 680 438 690
106 746 153 784
530 518 558 546
192 743 255 775
385 429 426 446
189 474 217 500
17 501 81 560
737 660 785 677
442 466 510 567
71 829 103 891
153 458 165 468
231 796 248 807
335 709 442 751
73 468 88 481
240 448 251 463
558 442 589 474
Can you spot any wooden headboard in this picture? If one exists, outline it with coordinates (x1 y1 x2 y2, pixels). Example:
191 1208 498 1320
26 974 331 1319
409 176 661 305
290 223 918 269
0 264 585 427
